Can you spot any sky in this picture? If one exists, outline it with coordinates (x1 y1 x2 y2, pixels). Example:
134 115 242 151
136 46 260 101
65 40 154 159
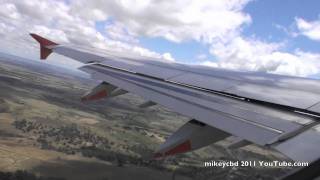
1 0 320 77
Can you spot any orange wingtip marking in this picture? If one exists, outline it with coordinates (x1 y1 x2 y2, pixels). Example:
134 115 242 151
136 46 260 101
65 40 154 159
30 33 58 59
30 33 58 46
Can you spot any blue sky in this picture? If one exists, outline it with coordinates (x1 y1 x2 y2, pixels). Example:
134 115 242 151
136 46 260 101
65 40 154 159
131 0 320 62
95 18 212 63
139 37 211 63
244 0 320 52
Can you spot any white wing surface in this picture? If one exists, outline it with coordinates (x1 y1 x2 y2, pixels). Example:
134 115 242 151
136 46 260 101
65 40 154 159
30 33 320 163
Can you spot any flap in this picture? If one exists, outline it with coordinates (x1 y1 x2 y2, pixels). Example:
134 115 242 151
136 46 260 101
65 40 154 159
154 119 229 158
81 82 117 101
274 124 320 162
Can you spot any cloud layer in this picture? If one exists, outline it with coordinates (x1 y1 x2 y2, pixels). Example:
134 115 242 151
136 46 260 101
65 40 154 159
295 17 320 41
75 0 251 43
0 0 320 77
0 0 177 66
204 37 320 77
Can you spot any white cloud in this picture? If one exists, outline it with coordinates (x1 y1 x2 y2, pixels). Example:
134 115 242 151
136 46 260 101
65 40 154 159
0 3 21 20
0 0 178 68
31 25 69 43
196 54 207 60
0 0 320 78
205 37 320 77
0 0 254 67
79 0 319 78
273 23 299 38
105 22 138 43
70 0 252 43
162 52 175 62
295 17 320 41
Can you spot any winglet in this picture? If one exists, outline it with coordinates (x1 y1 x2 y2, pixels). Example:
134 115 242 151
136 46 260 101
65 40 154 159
30 33 58 60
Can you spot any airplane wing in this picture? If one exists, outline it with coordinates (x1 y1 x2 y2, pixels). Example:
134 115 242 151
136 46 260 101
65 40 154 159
30 34 320 164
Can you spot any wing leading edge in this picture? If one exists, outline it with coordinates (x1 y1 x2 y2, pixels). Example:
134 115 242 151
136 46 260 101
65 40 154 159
30 34 320 163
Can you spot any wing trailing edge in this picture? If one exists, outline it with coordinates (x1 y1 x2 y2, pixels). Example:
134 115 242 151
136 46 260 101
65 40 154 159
139 101 157 108
81 81 128 102
154 119 230 159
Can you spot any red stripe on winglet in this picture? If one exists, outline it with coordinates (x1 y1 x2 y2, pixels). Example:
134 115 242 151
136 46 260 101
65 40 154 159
41 46 52 60
30 33 58 46
152 140 192 160
164 140 192 156
81 90 108 102
30 33 58 60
